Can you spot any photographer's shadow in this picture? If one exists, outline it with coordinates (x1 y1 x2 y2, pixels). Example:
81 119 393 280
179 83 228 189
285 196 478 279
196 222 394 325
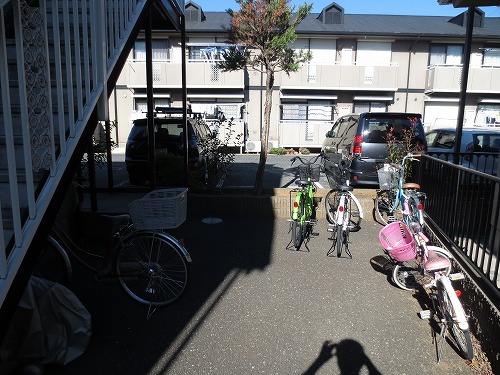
303 339 382 375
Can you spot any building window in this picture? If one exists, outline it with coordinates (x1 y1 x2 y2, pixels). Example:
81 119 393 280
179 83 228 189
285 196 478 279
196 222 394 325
134 98 170 113
353 102 386 113
188 46 228 61
483 46 500 66
429 44 463 66
281 102 334 121
134 39 170 61
356 41 392 66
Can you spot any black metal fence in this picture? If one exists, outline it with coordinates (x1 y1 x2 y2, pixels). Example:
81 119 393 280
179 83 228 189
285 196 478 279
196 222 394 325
419 154 500 305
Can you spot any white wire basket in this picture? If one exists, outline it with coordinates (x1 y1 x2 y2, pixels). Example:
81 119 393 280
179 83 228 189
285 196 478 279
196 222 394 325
128 188 188 230
377 164 399 190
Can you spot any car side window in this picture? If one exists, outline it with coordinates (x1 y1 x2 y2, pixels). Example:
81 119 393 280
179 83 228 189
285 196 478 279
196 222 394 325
425 131 438 147
328 117 345 137
434 132 455 149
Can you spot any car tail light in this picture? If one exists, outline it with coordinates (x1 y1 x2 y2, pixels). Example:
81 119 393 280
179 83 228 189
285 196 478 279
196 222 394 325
351 134 363 156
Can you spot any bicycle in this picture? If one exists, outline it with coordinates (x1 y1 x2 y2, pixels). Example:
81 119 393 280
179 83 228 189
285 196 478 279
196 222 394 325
34 188 192 319
287 153 323 251
374 153 426 227
378 221 473 362
323 154 363 258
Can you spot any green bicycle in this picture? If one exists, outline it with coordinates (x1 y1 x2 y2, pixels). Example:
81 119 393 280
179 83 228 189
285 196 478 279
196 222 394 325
288 153 323 250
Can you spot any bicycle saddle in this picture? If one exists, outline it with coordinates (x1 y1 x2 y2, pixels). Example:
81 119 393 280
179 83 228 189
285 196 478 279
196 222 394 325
296 179 313 187
424 250 451 272
336 184 353 192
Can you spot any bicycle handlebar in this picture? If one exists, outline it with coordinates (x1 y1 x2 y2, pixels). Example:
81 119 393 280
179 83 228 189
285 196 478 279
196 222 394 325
290 152 325 166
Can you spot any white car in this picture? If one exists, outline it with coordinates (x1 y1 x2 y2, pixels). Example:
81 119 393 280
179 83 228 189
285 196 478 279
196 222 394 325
426 128 500 176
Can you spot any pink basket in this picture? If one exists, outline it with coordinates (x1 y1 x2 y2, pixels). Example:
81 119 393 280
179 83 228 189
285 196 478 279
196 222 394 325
378 221 416 262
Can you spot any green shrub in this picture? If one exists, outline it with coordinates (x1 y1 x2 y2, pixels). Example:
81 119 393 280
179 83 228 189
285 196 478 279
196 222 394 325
269 147 287 155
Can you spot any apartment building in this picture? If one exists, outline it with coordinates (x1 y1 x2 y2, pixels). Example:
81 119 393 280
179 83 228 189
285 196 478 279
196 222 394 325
112 1 500 152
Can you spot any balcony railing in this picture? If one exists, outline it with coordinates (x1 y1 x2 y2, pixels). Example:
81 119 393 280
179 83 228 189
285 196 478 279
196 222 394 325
119 61 245 88
425 64 500 93
280 63 399 90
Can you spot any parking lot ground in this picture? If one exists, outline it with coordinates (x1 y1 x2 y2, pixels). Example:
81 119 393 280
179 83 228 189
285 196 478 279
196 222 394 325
44 199 476 374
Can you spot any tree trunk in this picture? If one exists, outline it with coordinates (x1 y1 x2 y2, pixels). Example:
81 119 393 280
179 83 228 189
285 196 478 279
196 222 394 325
253 71 274 195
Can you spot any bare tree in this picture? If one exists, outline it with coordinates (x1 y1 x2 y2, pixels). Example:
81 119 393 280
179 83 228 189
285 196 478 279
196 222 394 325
218 0 312 195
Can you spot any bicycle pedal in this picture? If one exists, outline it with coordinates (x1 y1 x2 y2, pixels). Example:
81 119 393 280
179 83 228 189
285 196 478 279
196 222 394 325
388 216 397 223
419 310 434 319
307 219 318 225
311 232 319 236
448 273 465 281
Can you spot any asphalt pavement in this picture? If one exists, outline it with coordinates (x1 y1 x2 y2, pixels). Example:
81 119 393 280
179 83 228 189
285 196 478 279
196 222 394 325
39 153 477 375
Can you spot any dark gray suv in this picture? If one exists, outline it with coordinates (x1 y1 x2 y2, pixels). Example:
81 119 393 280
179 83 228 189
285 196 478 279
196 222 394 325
321 112 427 186
125 111 208 185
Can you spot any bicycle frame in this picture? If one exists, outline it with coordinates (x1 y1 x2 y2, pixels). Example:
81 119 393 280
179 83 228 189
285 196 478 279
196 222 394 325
389 153 424 226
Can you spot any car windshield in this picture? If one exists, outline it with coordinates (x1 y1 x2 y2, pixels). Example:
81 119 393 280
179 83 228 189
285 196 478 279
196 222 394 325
362 116 425 144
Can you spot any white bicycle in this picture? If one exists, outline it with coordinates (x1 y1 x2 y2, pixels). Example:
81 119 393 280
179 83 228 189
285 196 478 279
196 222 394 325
324 155 363 258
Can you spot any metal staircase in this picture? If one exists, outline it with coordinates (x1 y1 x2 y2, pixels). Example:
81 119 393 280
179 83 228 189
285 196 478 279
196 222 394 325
0 0 184 338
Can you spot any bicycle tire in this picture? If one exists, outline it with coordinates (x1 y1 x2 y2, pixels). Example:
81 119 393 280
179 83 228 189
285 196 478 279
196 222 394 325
336 224 343 257
436 277 474 360
114 230 189 306
347 192 362 232
375 190 402 226
325 190 339 224
392 258 421 290
33 235 73 286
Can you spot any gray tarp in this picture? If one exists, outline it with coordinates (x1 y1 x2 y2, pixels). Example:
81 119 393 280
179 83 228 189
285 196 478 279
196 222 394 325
0 276 91 370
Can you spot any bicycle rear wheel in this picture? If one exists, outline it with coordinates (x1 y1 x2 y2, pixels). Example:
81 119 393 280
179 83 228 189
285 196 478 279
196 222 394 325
436 278 474 360
325 190 339 224
375 189 402 226
114 230 189 306
34 235 73 286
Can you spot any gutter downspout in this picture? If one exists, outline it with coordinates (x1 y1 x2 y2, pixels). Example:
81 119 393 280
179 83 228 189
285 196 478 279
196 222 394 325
405 36 420 112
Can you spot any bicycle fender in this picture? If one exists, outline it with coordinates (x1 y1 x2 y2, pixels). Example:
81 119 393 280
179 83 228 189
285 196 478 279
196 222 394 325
436 276 469 330
292 192 302 220
130 230 192 263
347 192 364 219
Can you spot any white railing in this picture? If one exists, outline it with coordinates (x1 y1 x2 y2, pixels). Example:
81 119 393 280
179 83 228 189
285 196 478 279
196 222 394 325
0 0 154 308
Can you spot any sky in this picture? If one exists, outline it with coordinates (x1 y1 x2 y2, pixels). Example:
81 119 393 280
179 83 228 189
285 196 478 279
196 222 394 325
189 0 500 17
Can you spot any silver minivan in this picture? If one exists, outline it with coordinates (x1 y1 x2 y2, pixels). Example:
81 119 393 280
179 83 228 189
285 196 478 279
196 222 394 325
321 112 427 186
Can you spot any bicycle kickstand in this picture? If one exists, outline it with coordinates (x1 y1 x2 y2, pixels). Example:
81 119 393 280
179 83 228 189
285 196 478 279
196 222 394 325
437 320 447 364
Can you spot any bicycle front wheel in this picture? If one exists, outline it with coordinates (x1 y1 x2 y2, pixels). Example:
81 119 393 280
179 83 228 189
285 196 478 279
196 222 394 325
336 224 344 257
436 278 474 360
114 231 189 306
392 258 421 290
375 189 402 226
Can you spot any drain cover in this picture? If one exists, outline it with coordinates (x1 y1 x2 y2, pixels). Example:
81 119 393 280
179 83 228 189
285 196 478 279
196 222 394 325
201 217 223 224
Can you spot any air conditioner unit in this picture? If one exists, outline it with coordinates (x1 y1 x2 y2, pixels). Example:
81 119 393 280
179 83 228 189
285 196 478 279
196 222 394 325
245 140 261 153
268 140 279 149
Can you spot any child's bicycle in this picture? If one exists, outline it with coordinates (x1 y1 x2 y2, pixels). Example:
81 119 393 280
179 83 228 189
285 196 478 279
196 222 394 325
35 188 192 319
323 154 363 258
375 153 426 227
378 221 473 362
287 153 323 251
